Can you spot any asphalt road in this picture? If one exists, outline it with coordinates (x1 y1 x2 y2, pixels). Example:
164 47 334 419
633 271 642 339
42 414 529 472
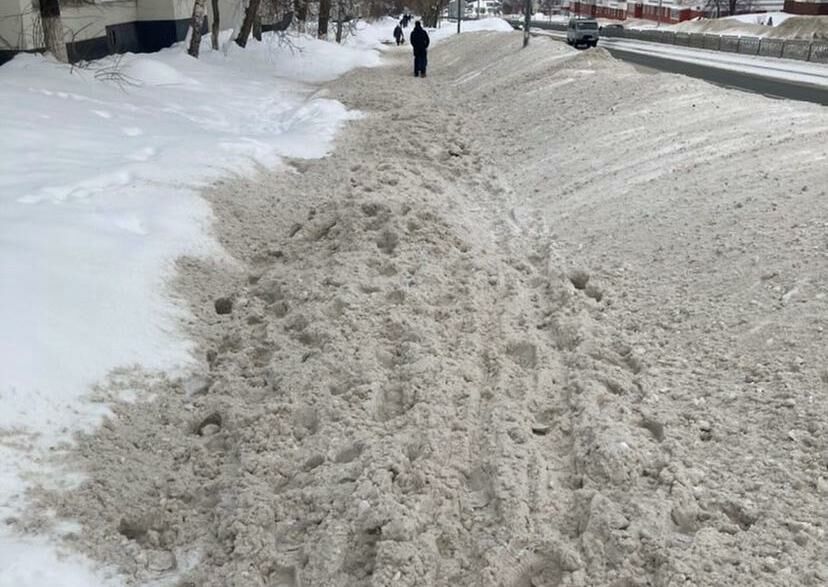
602 45 828 105
526 28 828 106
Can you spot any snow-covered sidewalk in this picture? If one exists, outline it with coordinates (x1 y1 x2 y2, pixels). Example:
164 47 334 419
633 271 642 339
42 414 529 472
5 26 826 586
0 17 512 585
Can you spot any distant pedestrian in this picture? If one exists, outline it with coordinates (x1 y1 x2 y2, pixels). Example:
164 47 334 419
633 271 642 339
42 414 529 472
410 21 430 77
394 23 404 45
766 16 773 26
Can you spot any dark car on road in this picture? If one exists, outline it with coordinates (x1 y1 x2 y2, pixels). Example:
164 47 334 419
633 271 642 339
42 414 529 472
598 22 624 37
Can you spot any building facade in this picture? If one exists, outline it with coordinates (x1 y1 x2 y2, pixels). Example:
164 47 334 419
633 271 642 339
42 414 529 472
567 0 705 23
784 0 828 13
0 0 244 65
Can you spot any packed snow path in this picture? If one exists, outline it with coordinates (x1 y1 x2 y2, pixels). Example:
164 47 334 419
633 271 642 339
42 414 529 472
23 31 828 586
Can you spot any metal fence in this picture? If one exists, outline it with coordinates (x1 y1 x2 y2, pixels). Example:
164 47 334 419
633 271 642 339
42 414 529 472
512 19 828 64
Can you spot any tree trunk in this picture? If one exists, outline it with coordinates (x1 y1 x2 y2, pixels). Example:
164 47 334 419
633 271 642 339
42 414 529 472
211 0 220 50
728 0 736 14
422 4 440 27
188 0 208 57
39 0 68 63
318 0 331 38
236 0 262 47
295 0 307 32
335 0 343 43
253 13 262 41
523 0 530 47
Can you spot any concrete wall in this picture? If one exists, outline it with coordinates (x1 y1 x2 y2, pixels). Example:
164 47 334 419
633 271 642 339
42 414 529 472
2 0 140 51
61 1 138 42
206 0 247 34
0 0 38 50
0 0 247 61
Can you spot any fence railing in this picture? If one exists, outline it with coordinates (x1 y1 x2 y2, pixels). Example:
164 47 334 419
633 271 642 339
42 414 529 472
508 19 828 64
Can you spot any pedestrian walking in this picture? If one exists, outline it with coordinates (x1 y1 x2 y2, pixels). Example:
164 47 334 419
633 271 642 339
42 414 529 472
410 21 430 78
394 23 404 45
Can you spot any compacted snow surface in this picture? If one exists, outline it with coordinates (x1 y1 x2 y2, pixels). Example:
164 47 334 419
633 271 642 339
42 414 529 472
2 18 827 587
0 17 507 586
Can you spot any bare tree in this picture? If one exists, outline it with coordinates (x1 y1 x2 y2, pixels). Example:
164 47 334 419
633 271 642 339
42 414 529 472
522 0 530 46
335 0 344 42
39 0 68 62
410 0 448 27
318 0 331 38
254 13 263 40
187 0 208 57
705 0 752 16
236 0 263 46
211 0 220 49
728 0 753 15
334 0 358 42
294 0 308 31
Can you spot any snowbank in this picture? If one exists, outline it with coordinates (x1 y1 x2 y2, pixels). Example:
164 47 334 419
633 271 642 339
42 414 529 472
0 36 362 434
0 28 380 586
727 11 795 26
433 16 514 39
669 13 828 39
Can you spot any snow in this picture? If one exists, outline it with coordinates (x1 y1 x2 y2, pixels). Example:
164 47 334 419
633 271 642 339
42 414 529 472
350 15 512 47
433 16 514 38
0 27 381 586
726 11 795 26
0 538 121 587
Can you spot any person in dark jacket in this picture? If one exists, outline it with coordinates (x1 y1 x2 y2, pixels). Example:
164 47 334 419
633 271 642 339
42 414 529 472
410 21 430 77
393 23 404 45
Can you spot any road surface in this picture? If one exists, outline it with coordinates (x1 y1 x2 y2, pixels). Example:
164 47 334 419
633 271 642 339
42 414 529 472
528 26 828 105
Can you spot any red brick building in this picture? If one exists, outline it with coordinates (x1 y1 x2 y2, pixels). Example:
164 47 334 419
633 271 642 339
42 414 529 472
784 0 828 13
567 0 705 23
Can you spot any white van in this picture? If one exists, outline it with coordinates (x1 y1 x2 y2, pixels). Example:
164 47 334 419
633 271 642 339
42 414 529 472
566 18 599 47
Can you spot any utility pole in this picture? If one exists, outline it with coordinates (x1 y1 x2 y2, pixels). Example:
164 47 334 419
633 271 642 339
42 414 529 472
457 0 461 33
523 0 531 46
656 0 663 27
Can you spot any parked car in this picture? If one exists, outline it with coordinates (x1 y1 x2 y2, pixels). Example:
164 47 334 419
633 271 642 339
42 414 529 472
600 23 624 32
566 17 599 47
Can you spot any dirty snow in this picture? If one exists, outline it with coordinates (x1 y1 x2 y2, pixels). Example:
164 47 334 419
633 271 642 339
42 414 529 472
0 28 375 586
13 30 827 587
